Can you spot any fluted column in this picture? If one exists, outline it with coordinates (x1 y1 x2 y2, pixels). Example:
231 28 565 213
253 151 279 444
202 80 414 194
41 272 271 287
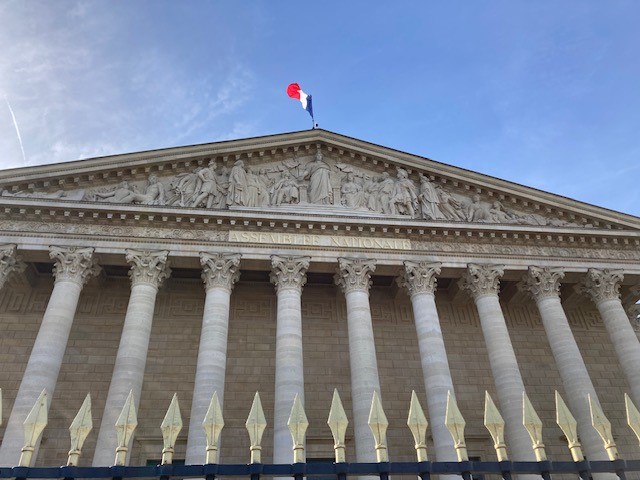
581 268 640 406
185 252 241 465
335 257 381 462
399 261 457 465
460 264 534 463
522 267 610 468
92 250 170 466
0 246 99 466
270 255 310 463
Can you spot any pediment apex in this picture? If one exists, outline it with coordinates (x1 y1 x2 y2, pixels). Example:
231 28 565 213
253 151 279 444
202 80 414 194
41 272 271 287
0 129 637 231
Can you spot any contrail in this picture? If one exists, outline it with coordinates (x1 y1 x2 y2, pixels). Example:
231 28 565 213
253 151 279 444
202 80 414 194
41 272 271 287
4 95 27 165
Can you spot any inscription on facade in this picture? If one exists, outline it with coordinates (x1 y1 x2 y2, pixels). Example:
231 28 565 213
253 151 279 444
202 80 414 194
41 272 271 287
228 231 411 250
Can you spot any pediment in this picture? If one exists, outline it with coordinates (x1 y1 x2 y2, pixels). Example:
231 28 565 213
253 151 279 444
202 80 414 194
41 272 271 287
0 129 638 232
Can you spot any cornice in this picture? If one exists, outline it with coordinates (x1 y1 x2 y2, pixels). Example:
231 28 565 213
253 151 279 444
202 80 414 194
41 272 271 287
0 199 638 249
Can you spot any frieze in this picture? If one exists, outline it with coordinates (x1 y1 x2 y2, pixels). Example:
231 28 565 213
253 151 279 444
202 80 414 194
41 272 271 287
2 147 586 228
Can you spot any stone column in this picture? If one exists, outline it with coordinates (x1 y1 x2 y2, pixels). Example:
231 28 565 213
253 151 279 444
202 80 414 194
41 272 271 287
460 264 534 463
399 261 457 464
581 268 640 406
92 249 170 466
0 246 99 467
335 257 381 462
522 266 610 466
185 252 241 465
270 255 310 463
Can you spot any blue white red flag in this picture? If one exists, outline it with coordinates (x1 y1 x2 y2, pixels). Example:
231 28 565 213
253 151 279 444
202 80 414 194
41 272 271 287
287 83 314 120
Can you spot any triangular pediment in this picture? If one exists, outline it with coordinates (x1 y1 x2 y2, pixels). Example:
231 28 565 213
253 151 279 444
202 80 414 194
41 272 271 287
0 129 638 232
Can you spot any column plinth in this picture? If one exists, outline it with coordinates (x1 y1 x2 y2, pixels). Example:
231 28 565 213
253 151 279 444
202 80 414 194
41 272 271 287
581 268 640 406
92 250 170 466
335 257 380 462
400 261 457 467
0 246 99 467
185 252 241 465
460 263 534 464
270 255 310 464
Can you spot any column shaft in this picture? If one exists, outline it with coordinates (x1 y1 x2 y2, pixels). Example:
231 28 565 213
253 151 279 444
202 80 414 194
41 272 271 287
0 246 97 467
185 252 240 465
345 288 381 462
582 268 640 406
401 261 457 465
597 298 640 404
410 292 457 462
92 250 169 466
535 296 609 462
270 255 309 464
461 264 534 465
273 287 305 463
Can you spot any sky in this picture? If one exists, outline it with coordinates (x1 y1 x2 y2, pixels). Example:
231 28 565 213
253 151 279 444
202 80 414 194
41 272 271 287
0 1 639 216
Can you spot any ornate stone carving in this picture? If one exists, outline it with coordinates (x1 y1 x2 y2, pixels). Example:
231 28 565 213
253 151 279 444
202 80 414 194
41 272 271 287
0 244 26 290
399 261 442 296
270 255 310 292
521 266 565 301
89 174 166 205
417 175 446 220
126 249 171 288
390 168 418 217
334 257 376 294
199 252 241 291
580 268 624 304
50 246 101 285
626 304 640 333
301 150 333 205
459 263 504 299
60 151 585 227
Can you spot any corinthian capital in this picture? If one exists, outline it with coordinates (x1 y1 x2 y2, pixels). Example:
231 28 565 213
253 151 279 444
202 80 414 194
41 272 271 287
0 244 26 290
270 255 310 293
334 257 376 294
400 261 441 297
580 268 624 304
126 249 171 288
50 246 100 285
521 266 565 301
459 263 504 299
200 252 241 291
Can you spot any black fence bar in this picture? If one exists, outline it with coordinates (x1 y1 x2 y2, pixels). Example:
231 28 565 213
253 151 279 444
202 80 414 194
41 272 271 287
3 460 640 479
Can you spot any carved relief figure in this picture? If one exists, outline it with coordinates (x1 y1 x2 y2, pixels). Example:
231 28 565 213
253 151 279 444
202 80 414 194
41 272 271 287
246 169 266 207
488 201 516 223
364 175 381 212
418 174 446 220
301 151 333 205
341 173 365 209
378 172 395 214
256 168 271 207
390 168 418 217
226 160 248 207
436 186 465 220
192 161 220 208
465 194 491 222
93 181 138 203
134 175 166 205
271 171 299 205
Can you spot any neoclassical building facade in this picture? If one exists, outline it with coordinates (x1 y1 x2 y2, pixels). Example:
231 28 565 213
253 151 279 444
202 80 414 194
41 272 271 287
0 129 639 469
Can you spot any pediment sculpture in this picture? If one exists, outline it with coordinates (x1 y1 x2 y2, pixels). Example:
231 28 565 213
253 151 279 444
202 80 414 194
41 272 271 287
3 149 579 227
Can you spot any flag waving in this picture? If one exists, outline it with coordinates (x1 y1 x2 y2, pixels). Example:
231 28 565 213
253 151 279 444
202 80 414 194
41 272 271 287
287 83 314 125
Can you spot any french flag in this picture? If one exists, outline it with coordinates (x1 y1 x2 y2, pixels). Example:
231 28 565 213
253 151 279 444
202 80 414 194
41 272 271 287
287 83 314 120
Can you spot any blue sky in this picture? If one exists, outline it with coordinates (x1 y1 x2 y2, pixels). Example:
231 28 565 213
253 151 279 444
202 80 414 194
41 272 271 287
1 1 639 216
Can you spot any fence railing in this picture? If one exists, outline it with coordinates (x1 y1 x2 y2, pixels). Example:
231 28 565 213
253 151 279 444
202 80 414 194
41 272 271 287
2 387 640 479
